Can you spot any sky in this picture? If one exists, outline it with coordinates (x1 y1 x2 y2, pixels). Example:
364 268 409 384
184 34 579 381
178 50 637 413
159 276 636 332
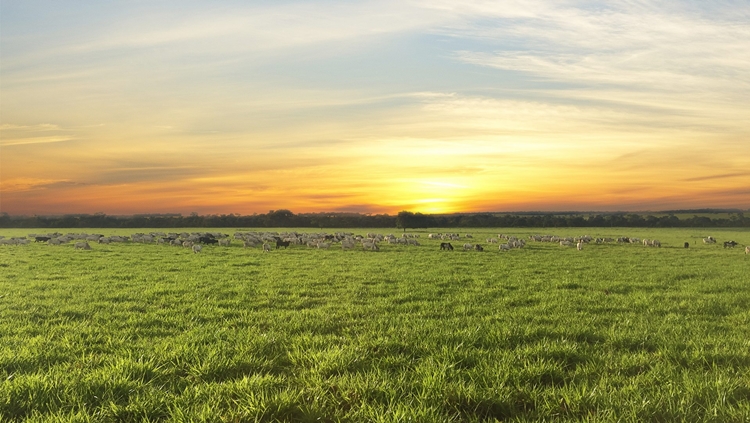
1 0 749 215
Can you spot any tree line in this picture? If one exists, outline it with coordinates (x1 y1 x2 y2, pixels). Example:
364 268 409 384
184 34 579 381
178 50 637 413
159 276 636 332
1 210 749 229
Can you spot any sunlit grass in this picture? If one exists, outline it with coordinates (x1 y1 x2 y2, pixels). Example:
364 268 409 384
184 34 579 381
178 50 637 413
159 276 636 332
1 227 749 421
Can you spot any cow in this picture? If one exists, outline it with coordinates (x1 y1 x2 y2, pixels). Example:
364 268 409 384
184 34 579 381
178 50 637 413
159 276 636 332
746 246 750 255
276 239 291 249
35 236 51 243
198 236 218 245
684 242 689 248
192 244 202 253
440 242 453 251
724 241 738 248
474 244 484 252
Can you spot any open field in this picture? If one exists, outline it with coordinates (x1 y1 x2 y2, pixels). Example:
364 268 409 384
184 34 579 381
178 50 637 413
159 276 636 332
1 228 749 422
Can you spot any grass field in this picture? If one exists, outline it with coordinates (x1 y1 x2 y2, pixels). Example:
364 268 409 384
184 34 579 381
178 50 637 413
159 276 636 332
1 227 749 422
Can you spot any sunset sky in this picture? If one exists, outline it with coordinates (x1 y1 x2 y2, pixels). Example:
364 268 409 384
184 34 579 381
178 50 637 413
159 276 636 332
1 1 749 215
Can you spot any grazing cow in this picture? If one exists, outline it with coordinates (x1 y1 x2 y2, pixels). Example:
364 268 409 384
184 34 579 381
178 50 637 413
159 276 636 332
362 240 379 251
192 244 202 253
35 236 51 243
218 239 231 247
499 244 510 251
440 242 453 251
199 236 218 245
463 243 473 250
703 237 716 244
724 241 738 248
474 244 484 252
276 239 290 249
262 243 271 252
746 246 750 255
74 242 91 250
684 242 689 248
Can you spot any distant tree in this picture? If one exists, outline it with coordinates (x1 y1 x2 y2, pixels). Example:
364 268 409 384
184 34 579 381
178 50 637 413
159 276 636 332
267 209 295 227
396 211 428 232
0 212 9 227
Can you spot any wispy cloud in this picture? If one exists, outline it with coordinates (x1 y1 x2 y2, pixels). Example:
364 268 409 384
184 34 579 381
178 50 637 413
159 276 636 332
448 3 750 85
682 172 750 182
0 136 73 147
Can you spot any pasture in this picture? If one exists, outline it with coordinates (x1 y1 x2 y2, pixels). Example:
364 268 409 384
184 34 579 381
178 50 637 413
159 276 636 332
1 227 749 422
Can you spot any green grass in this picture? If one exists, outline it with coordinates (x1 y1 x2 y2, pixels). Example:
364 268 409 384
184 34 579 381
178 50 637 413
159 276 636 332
1 228 749 422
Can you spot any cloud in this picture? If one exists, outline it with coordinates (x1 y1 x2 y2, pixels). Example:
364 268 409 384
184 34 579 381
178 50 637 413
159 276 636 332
444 1 750 133
0 178 85 193
682 172 750 182
0 122 74 146
0 136 73 147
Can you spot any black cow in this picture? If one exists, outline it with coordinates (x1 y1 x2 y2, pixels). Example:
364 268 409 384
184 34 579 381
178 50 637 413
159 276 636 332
35 236 51 243
724 241 738 248
440 242 454 251
199 236 218 244
276 239 290 249
684 242 689 248
474 244 484 252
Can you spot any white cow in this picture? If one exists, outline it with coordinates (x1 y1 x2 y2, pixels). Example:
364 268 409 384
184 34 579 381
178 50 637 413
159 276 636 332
192 244 202 253
746 246 750 255
74 242 91 250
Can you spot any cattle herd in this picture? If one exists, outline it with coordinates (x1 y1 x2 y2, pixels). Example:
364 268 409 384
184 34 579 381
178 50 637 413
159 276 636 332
0 231 747 255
